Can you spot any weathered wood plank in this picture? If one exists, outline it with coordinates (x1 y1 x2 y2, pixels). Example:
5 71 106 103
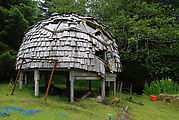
101 79 105 99
114 81 116 96
34 70 40 97
75 76 100 80
71 71 98 77
19 72 23 90
69 71 74 102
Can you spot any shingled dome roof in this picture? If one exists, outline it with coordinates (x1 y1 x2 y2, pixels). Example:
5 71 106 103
16 13 122 75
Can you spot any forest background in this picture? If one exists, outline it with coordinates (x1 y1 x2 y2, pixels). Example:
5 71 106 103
0 0 178 93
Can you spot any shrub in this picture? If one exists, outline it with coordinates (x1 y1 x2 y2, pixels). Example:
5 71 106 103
0 51 16 81
144 78 179 95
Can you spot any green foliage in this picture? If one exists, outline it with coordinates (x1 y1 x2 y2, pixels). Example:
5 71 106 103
1 0 178 87
0 0 42 81
144 78 179 95
0 0 42 50
43 0 88 16
88 0 179 83
0 51 16 81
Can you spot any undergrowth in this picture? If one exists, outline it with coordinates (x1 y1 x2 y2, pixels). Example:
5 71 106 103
144 78 179 95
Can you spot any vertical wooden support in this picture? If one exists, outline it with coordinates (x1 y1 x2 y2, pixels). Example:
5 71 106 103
45 61 57 101
130 85 132 94
119 82 123 93
108 81 110 87
11 58 24 95
101 79 105 99
70 71 74 102
114 80 117 96
24 73 27 85
34 70 40 97
117 81 120 91
19 72 23 90
89 80 92 92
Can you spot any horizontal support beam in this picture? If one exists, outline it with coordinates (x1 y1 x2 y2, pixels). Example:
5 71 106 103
106 78 116 81
75 76 101 80
105 73 117 78
18 57 58 62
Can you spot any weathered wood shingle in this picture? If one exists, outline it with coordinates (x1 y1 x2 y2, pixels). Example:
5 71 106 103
16 13 122 75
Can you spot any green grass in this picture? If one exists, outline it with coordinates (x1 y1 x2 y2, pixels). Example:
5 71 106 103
117 94 179 120
0 83 117 120
0 83 179 120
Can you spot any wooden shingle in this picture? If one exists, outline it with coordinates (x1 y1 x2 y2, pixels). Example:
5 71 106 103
16 13 122 75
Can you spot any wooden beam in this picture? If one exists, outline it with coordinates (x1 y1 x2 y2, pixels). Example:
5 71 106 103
42 27 110 46
101 79 105 99
34 70 40 97
119 82 123 93
108 81 110 87
19 72 23 90
11 58 24 95
45 61 57 101
114 81 116 96
130 85 132 94
106 78 116 81
18 57 58 62
70 71 74 102
24 73 27 85
75 76 100 80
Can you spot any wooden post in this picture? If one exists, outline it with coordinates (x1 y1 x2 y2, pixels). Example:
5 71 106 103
117 81 120 91
108 81 110 87
114 80 116 96
70 71 74 102
89 80 92 92
11 58 24 95
34 70 40 97
101 79 105 99
24 73 27 85
130 85 132 94
119 82 123 93
45 61 57 101
19 72 23 90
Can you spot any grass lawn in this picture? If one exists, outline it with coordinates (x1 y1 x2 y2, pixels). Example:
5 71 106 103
119 94 179 120
0 83 117 120
0 83 179 120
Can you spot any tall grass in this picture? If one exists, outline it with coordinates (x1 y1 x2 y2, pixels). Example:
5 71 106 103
144 78 179 95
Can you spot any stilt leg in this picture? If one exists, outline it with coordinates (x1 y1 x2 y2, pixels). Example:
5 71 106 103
101 79 105 99
19 72 23 90
130 85 132 94
120 82 123 93
114 80 116 96
34 70 40 97
70 71 74 102
24 73 27 85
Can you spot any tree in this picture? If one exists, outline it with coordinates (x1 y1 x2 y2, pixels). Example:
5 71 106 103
40 0 179 92
42 0 88 16
0 0 42 81
89 0 179 85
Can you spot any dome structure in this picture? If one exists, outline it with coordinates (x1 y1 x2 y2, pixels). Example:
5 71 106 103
15 13 122 102
16 13 121 74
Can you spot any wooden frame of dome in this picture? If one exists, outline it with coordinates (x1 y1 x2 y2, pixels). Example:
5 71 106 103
14 13 122 102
